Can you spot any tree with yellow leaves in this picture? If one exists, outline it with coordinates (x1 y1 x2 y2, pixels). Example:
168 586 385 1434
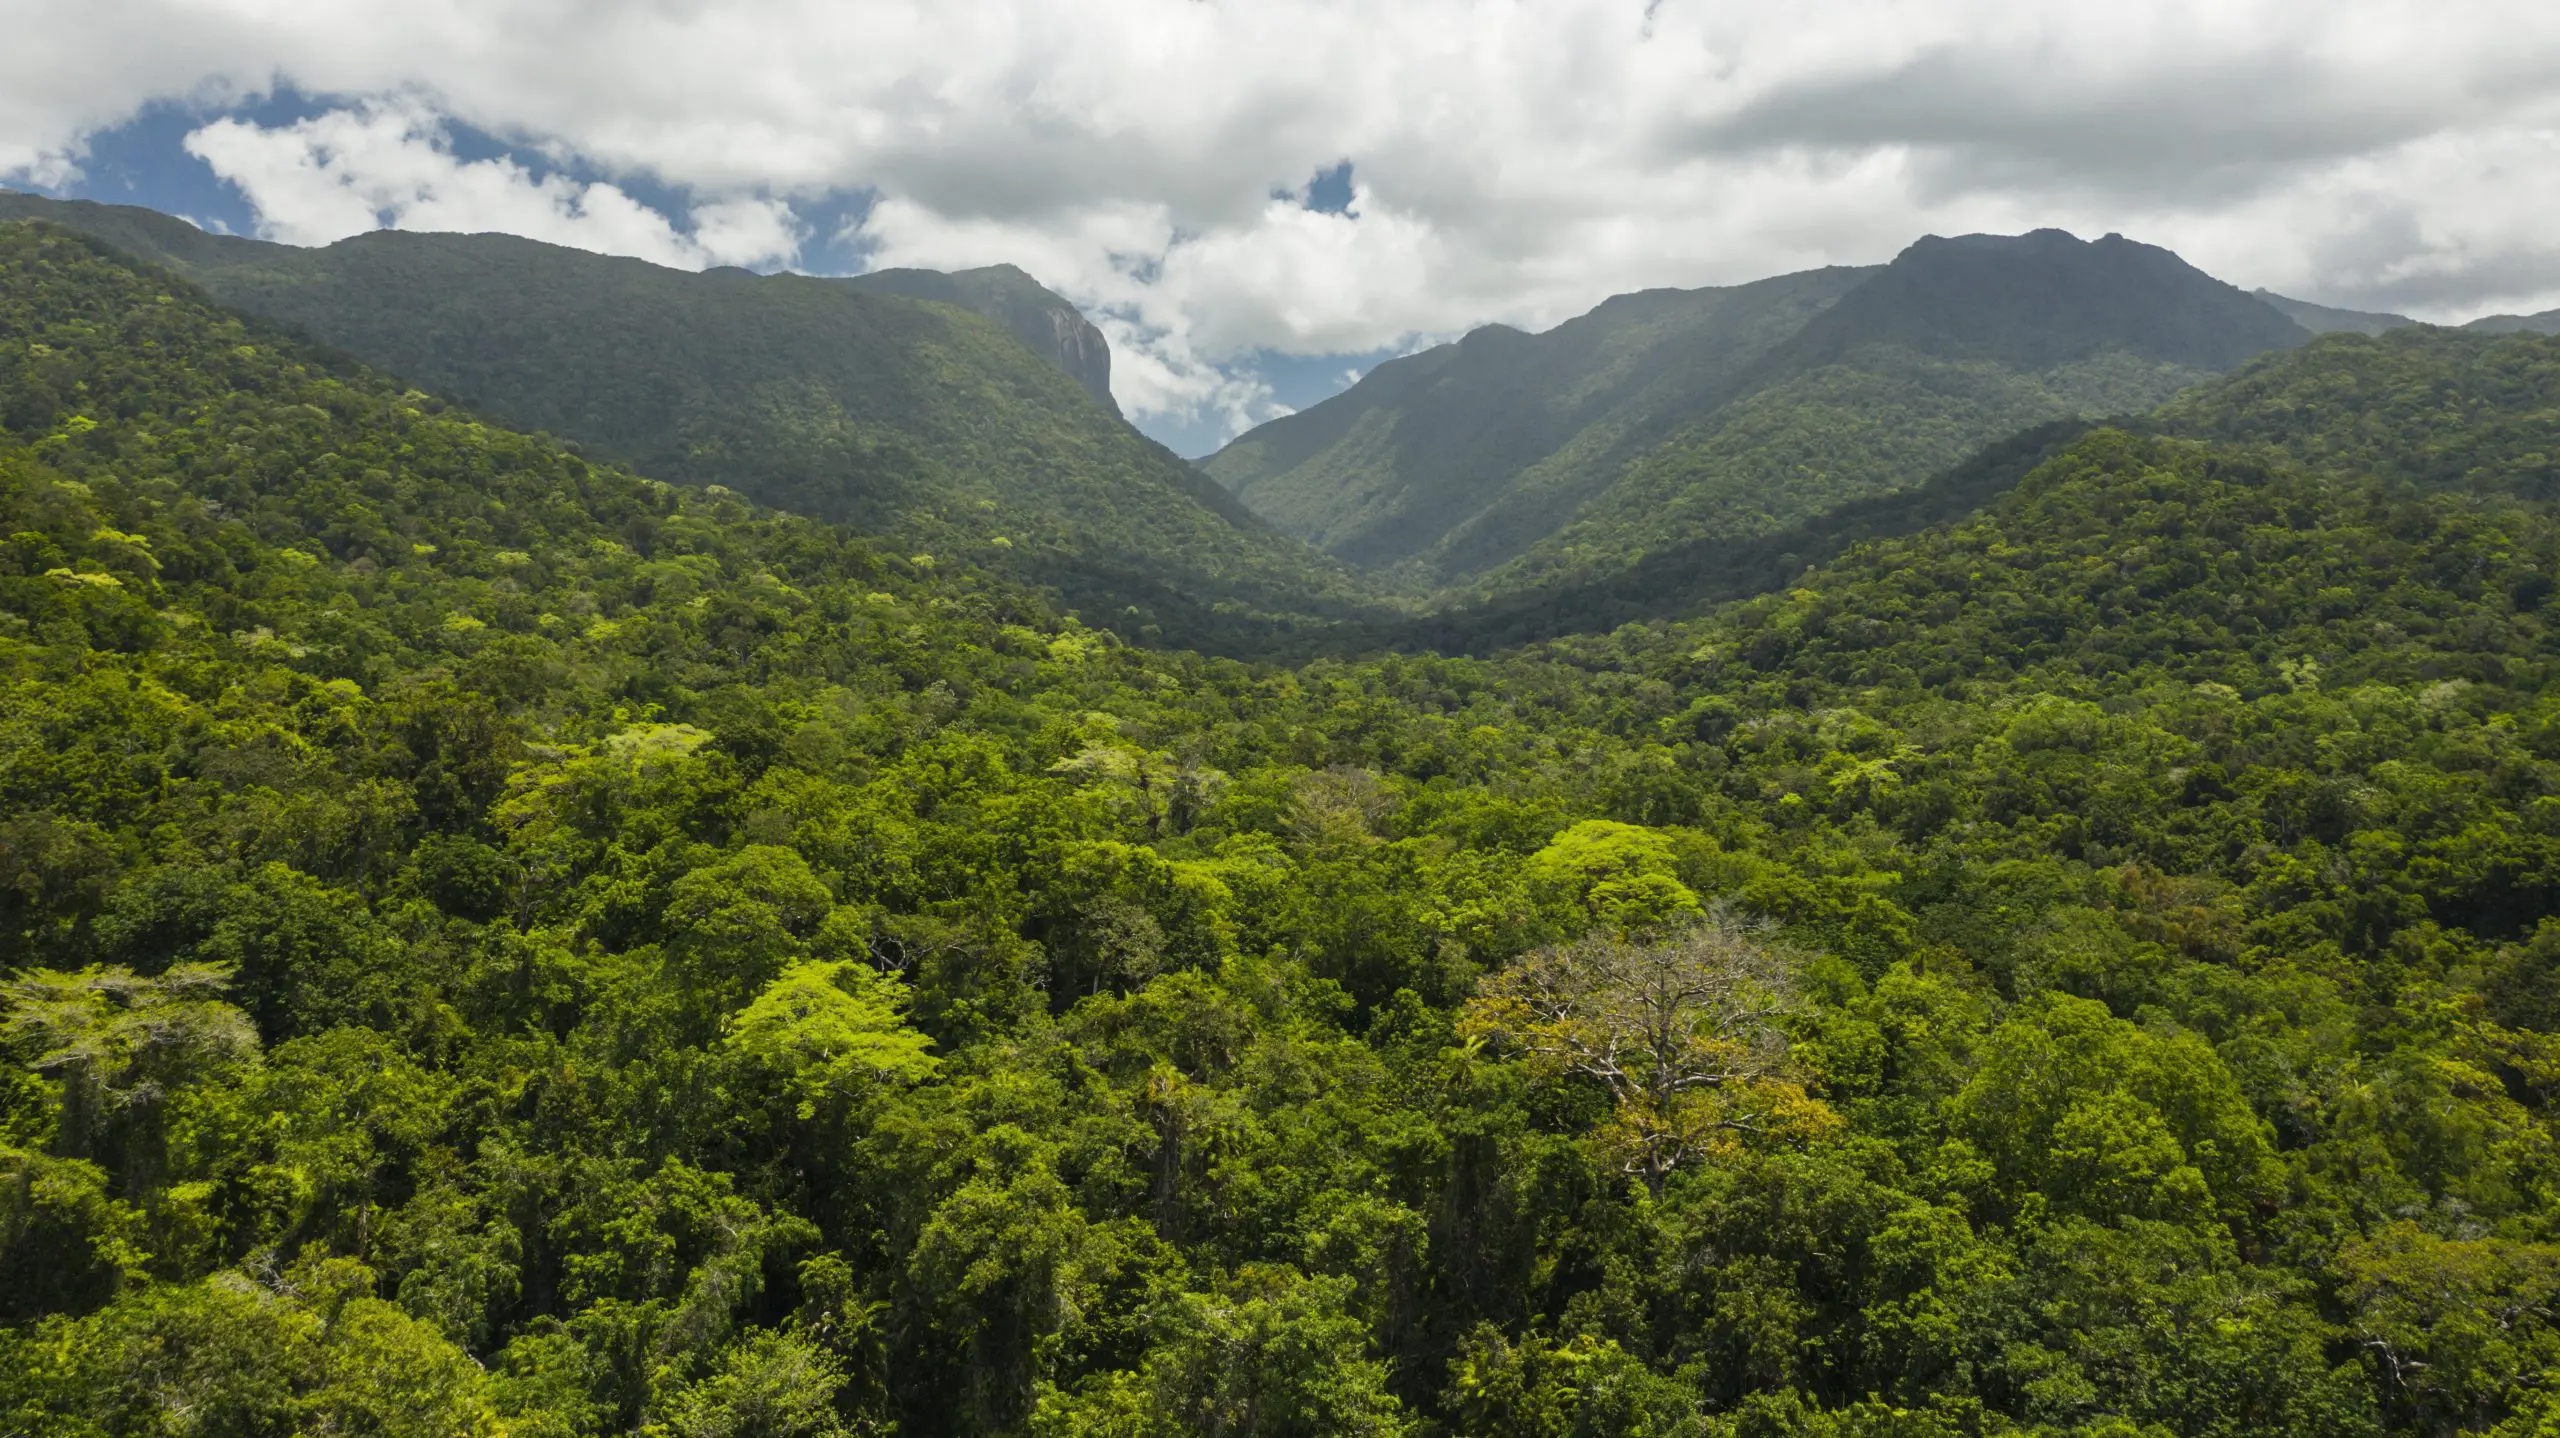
1460 913 1829 1195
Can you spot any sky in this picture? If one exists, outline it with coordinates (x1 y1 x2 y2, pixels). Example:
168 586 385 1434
6 1 2560 456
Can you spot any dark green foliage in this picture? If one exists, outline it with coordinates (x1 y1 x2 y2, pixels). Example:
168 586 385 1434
1208 229 2309 597
2156 326 2560 499
1203 268 1874 576
844 264 1116 411
1319 419 2101 654
0 192 1374 645
2256 290 2417 337
16 217 2560 1438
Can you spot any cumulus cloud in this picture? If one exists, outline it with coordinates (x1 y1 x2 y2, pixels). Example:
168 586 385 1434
850 183 1443 432
182 103 802 269
7 0 2560 438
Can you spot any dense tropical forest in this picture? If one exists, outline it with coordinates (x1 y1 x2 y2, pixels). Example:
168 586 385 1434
0 194 1366 648
12 211 2560 1438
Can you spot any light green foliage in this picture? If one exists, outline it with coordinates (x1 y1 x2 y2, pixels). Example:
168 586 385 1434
3 964 257 1145
2341 1223 2560 1434
5 1259 508 1437
1947 994 2275 1225
729 961 938 1115
1525 819 1706 929
1449 1324 1704 1437
658 1328 854 1438
13 219 2560 1438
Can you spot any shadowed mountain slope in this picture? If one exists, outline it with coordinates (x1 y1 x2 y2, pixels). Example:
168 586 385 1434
1201 266 1876 575
2254 289 2417 336
843 263 1116 411
1211 228 2314 596
1314 325 2560 655
0 193 1367 641
1756 230 2305 374
2468 308 2560 336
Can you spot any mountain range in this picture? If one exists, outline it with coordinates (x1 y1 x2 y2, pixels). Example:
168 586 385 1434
2252 288 2560 339
0 191 1366 644
2466 308 2560 335
1206 229 2329 595
10 189 2557 650
14 211 2560 1436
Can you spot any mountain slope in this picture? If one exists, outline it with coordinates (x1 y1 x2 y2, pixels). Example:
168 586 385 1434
1411 323 2560 652
843 262 1116 410
1212 229 2311 595
2254 289 2416 335
1458 230 2309 592
2154 325 2560 499
1759 230 2307 375
1200 267 1875 574
0 192 1118 409
2468 308 2560 336
0 193 1360 638
1306 418 2101 656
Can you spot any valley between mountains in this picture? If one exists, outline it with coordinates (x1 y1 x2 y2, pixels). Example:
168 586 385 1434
9 199 2560 1438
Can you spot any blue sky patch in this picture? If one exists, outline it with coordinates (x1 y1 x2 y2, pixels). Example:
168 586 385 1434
9 96 1394 453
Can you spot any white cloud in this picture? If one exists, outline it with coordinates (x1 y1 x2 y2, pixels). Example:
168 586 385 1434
8 0 2560 437
181 102 801 269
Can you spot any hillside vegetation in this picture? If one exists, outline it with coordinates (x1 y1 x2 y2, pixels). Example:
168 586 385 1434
843 264 1117 412
15 217 2560 1438
2468 310 2560 336
1202 268 1874 576
1371 328 2560 651
2157 325 2560 499
0 194 1369 643
1211 229 2311 597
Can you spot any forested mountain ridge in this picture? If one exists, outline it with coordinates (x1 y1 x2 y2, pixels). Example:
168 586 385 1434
842 263 1117 412
1433 231 2318 593
0 193 1118 411
0 193 1366 641
2468 308 2560 336
17 214 2560 1437
1199 266 1876 574
1349 325 2560 654
2255 289 2418 336
1212 228 2316 596
2155 325 2560 499
1752 230 2306 374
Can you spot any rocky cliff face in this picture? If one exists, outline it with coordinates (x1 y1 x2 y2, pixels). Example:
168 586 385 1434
846 264 1118 413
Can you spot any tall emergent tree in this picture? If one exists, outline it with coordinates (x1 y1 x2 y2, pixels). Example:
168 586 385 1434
1460 913 1825 1194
